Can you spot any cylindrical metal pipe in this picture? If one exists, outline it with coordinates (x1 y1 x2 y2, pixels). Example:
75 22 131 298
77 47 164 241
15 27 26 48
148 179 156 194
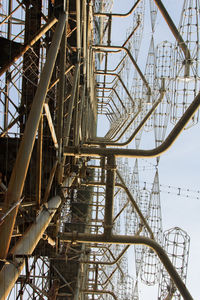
93 45 151 96
104 155 116 237
64 91 200 158
60 233 193 300
96 72 135 106
0 196 61 300
57 23 67 172
63 64 80 146
94 0 141 17
93 91 165 146
76 0 81 52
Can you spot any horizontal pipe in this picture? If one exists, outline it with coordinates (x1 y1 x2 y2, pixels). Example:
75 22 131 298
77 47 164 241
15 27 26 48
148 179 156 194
93 45 151 96
64 91 200 158
60 233 193 300
106 114 131 141
94 0 141 17
96 72 135 105
89 90 165 146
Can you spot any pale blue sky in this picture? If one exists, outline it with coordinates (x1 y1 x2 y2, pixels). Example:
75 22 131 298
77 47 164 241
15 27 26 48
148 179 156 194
97 0 200 298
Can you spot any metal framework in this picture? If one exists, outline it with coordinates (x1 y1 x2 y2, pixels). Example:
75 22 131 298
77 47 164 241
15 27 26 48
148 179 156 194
0 0 199 299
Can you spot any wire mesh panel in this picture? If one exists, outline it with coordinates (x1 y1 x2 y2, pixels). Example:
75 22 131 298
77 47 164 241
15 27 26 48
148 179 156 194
149 0 158 32
154 41 174 163
171 0 200 127
142 36 156 131
155 41 174 86
158 227 190 299
129 0 145 61
134 188 151 276
140 170 162 285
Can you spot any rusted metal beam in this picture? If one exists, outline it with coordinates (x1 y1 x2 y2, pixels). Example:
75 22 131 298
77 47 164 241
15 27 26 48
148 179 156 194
57 24 67 170
44 102 58 149
104 155 116 238
36 115 43 209
43 161 58 204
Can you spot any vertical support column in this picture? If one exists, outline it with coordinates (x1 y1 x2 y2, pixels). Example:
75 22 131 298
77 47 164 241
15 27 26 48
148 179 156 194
74 0 82 146
58 64 80 182
77 85 85 143
63 64 79 147
57 7 68 183
74 73 80 146
76 0 81 53
36 114 43 209
104 155 116 238
100 145 106 183
81 0 87 143
101 15 112 102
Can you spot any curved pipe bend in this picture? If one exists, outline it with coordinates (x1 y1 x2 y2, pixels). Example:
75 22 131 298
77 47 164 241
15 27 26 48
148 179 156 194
60 233 193 300
64 91 200 158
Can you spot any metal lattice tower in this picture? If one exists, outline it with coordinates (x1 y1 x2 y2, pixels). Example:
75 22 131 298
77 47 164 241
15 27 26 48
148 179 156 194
0 1 199 299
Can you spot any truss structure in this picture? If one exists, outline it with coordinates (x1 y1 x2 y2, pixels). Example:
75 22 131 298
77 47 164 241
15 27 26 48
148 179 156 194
0 0 199 299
